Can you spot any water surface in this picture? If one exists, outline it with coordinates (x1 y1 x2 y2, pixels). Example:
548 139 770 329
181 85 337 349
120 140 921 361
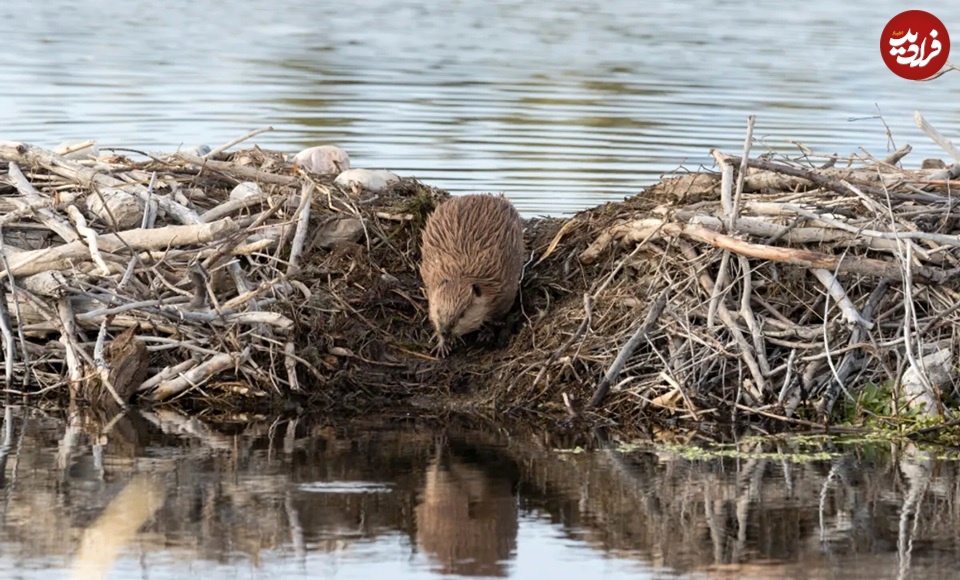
1 0 958 216
1 406 959 579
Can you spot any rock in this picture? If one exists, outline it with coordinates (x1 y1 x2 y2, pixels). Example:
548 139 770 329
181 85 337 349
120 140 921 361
293 145 350 174
901 347 953 418
180 144 212 157
335 168 400 193
85 188 144 229
230 182 263 200
20 271 68 298
315 217 364 249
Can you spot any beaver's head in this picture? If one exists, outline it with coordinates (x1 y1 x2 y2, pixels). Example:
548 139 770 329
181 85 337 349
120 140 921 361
427 277 496 357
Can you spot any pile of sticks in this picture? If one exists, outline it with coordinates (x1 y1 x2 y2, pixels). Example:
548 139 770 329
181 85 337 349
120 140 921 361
507 112 960 425
0 130 320 408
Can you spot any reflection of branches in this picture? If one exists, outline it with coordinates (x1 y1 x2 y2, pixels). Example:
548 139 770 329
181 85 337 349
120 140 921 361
285 491 306 565
898 456 933 580
819 462 840 544
0 406 14 490
138 408 234 450
57 408 83 473
733 442 767 563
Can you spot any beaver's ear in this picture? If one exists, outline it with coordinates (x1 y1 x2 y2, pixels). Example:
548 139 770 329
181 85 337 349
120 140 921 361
471 283 482 297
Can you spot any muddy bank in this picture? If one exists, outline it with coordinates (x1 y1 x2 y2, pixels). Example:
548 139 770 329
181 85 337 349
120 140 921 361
3 122 960 434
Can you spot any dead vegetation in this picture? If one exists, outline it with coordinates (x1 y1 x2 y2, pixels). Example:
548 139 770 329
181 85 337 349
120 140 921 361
3 112 960 430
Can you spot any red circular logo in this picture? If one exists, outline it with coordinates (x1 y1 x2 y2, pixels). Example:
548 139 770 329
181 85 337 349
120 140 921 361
881 10 950 80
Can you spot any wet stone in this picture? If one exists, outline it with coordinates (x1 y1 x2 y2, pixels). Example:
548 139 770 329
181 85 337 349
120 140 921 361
335 168 400 193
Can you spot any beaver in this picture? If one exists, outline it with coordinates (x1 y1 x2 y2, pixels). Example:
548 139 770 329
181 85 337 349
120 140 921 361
419 193 525 357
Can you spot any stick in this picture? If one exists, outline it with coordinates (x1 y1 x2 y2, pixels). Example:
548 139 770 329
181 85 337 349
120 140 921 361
200 192 270 222
203 126 274 159
118 171 157 291
146 348 249 401
6 162 79 243
723 154 890 198
524 294 593 393
811 269 873 329
732 115 756 230
712 149 735 230
708 149 736 331
587 289 669 410
55 140 97 157
680 240 768 401
93 319 127 408
175 152 299 186
137 358 199 392
284 342 300 392
780 202 960 249
739 254 770 376
580 218 954 284
65 205 111 275
58 298 83 397
287 182 314 275
0 218 239 278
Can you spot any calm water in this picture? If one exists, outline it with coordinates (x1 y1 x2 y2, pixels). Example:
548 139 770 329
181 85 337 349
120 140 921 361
0 406 958 579
0 0 958 216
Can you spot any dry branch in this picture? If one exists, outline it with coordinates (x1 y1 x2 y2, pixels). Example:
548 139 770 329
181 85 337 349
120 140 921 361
1 219 238 278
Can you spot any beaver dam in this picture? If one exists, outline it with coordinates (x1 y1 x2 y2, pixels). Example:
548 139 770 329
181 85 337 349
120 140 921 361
3 113 960 433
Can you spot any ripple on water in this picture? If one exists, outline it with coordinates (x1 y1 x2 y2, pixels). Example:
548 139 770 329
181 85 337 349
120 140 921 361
0 0 957 218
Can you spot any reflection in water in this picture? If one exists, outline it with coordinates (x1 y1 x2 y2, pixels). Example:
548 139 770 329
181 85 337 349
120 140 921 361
71 475 165 580
1 406 960 579
0 0 958 216
416 443 518 576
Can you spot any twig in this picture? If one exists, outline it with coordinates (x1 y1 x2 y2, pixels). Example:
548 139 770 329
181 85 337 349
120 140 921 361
707 147 735 329
525 294 593 394
57 298 83 398
93 319 127 409
65 205 111 275
732 115 756 230
6 162 79 243
587 289 669 410
811 269 873 329
118 171 157 291
137 358 199 392
680 240 767 402
203 126 274 159
284 342 300 392
739 254 770 376
176 152 298 186
286 182 314 275
146 347 250 401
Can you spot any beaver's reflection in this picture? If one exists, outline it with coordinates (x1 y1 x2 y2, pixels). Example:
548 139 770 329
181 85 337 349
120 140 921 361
415 439 519 577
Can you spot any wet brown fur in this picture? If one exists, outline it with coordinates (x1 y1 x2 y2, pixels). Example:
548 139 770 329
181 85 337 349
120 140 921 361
420 193 525 356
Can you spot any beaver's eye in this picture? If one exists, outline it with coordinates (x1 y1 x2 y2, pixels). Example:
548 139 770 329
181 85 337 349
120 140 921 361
471 283 482 297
